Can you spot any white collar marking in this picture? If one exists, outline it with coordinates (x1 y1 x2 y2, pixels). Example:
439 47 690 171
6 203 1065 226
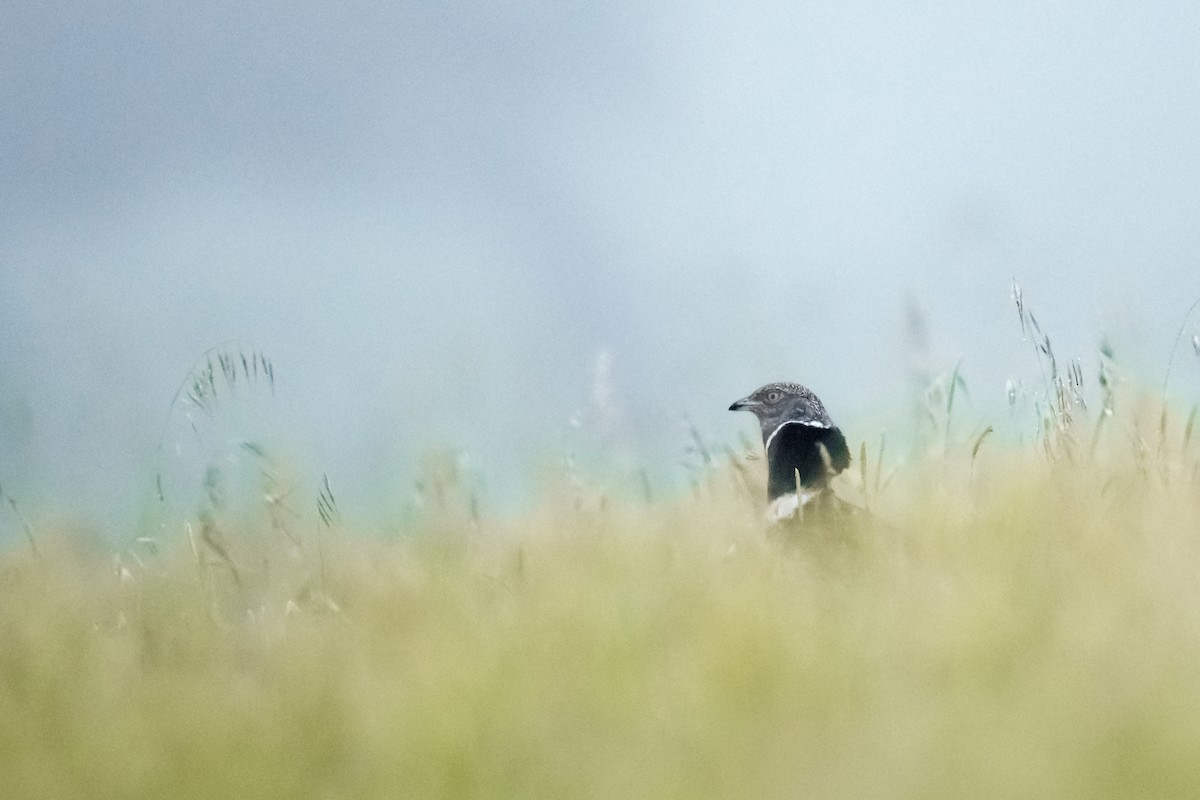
764 418 830 454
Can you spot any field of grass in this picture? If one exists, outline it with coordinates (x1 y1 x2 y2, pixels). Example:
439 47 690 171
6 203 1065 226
4 388 1200 800
4 305 1200 799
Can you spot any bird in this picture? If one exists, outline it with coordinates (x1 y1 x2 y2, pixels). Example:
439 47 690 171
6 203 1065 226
729 382 851 522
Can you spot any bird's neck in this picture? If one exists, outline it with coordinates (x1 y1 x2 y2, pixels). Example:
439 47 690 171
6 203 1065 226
766 458 827 500
764 425 832 500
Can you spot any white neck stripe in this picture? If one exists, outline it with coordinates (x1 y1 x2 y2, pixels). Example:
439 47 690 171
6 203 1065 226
764 419 830 453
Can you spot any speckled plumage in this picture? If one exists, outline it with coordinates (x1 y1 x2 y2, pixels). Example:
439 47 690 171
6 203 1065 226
729 382 851 502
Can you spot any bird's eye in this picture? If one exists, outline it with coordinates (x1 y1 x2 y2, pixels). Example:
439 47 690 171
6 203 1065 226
767 391 781 403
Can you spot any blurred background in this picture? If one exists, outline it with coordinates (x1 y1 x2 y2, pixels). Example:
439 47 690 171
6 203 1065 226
3 1 1200 534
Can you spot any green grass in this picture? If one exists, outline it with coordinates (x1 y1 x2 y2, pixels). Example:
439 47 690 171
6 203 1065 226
4 408 1200 800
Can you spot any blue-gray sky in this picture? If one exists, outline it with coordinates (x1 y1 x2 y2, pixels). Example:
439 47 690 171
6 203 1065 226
3 1 1200 531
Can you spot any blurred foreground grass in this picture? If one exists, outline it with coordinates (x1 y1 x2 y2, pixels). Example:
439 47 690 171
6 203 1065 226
4 428 1200 799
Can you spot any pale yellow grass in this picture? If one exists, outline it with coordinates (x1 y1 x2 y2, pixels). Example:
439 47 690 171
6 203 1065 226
2 435 1200 799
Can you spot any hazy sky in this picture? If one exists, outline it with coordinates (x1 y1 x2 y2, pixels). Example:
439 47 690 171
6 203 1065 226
3 2 1200 533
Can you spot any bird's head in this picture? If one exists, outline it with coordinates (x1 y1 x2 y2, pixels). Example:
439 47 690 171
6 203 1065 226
729 382 835 441
730 382 849 500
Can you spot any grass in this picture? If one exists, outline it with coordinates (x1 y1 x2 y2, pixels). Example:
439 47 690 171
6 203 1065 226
3 409 1200 799
4 296 1200 799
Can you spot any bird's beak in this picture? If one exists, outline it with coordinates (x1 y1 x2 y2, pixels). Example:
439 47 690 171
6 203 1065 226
729 397 758 412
